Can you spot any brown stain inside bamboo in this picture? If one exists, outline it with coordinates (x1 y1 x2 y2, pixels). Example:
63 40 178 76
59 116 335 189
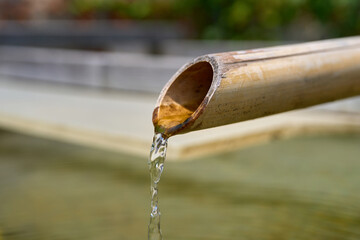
153 62 213 136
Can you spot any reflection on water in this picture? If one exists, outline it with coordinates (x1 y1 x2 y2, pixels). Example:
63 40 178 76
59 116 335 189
0 130 360 240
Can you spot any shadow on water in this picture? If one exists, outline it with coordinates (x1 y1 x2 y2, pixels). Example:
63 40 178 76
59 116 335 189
0 130 360 240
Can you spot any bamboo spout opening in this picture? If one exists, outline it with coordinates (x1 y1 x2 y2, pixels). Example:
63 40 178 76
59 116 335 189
153 37 360 138
153 61 214 136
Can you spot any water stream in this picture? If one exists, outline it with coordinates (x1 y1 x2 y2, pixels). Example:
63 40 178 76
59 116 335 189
148 133 168 240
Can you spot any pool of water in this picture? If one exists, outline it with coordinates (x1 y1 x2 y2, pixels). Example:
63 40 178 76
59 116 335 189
0 130 360 240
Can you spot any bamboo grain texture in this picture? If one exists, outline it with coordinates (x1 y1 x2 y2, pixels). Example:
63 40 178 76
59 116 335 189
153 36 360 137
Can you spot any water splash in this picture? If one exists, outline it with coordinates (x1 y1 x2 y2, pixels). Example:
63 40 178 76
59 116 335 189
148 133 168 240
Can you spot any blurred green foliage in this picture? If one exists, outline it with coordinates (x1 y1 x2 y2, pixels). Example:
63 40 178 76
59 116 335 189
67 0 360 40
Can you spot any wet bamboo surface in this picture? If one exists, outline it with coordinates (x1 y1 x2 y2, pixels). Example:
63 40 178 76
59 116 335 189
154 37 360 136
1 131 360 239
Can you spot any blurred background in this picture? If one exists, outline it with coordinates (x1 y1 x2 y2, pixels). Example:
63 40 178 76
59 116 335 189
1 1 360 240
2 0 360 42
1 0 360 92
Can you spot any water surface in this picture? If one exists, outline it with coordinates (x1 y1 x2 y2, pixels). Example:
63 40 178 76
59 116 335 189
0 130 360 240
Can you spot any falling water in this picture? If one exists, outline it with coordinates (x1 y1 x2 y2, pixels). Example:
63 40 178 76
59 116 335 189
148 133 168 240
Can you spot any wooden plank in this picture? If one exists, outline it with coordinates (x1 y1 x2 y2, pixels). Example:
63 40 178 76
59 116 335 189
0 78 359 161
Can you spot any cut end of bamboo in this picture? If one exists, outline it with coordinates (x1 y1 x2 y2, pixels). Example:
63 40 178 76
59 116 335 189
152 60 215 137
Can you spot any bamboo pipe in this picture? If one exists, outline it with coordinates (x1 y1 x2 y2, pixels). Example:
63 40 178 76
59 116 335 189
153 37 360 137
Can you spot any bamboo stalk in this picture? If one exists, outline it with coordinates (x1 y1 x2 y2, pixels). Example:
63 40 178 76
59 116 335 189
153 36 360 137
